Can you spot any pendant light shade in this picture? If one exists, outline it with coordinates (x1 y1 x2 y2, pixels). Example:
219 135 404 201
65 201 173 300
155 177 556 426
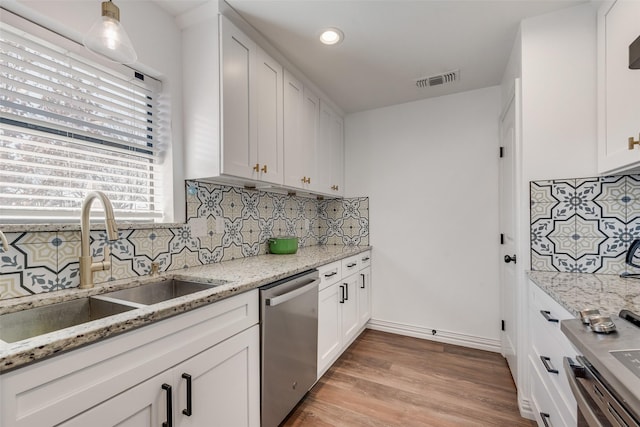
83 0 137 64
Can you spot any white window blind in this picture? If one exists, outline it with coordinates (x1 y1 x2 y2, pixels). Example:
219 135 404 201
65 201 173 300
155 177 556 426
0 13 164 223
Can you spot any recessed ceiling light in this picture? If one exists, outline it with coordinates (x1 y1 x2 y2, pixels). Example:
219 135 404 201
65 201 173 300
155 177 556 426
319 28 343 45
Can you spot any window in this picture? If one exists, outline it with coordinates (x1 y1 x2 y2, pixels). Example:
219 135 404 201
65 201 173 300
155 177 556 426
0 11 164 223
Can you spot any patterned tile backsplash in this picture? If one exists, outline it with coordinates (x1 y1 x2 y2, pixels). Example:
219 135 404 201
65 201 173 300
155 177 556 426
530 174 640 274
0 181 369 300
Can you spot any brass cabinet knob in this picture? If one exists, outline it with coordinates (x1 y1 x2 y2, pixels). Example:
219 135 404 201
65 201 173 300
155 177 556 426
253 163 260 172
306 177 311 184
261 164 268 173
629 134 640 150
331 185 339 191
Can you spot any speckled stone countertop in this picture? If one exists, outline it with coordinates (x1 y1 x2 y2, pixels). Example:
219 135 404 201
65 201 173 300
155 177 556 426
527 271 640 317
0 245 370 373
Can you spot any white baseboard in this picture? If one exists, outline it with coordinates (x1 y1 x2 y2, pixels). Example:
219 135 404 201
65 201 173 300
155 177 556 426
366 318 502 353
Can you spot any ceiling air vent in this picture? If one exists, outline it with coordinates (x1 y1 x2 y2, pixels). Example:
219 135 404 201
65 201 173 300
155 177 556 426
416 69 459 88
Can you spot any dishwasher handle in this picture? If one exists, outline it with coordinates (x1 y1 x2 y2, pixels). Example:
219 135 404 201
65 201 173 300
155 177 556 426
265 279 320 307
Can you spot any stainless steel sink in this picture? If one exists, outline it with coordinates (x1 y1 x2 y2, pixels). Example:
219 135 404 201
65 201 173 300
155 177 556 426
99 279 225 306
0 297 136 343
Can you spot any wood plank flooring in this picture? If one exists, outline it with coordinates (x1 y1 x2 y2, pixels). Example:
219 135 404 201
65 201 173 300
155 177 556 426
282 329 535 427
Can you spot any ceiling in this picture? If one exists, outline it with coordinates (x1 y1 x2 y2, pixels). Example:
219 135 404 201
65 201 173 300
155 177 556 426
156 0 587 114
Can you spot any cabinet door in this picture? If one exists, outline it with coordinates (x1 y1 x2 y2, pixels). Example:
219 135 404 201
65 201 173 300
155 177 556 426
177 325 260 427
255 48 283 185
316 101 344 195
58 371 173 427
220 15 257 180
317 282 342 378
283 71 310 189
597 0 640 174
341 275 360 345
357 267 371 329
302 87 320 189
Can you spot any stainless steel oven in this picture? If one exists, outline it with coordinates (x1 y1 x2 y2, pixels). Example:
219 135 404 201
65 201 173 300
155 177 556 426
561 312 640 427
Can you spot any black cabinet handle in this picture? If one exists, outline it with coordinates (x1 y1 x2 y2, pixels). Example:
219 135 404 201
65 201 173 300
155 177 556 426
360 273 365 289
339 285 345 303
540 356 559 374
182 373 192 416
344 283 349 301
361 257 370 261
162 383 173 427
347 262 357 268
324 271 337 278
504 254 517 264
540 412 551 427
540 310 559 323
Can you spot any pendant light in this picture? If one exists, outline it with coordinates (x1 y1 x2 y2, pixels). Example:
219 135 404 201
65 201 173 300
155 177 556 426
83 0 137 64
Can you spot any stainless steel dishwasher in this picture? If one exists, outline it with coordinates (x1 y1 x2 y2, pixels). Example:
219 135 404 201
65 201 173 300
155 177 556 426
260 269 319 427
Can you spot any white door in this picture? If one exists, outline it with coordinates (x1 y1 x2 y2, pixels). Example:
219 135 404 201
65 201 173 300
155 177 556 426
177 325 260 427
499 86 519 383
340 276 360 345
255 48 283 185
317 282 342 378
357 267 371 329
283 71 306 188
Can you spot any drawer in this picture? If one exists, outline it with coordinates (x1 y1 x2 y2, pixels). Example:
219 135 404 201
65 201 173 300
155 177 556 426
530 310 578 423
530 356 574 427
358 251 371 269
318 261 342 290
341 254 361 277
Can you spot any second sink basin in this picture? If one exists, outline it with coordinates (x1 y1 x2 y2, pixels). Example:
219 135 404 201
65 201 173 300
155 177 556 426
0 297 136 343
100 279 225 306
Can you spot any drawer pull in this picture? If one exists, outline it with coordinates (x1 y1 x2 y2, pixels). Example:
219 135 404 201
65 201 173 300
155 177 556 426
346 263 357 268
162 383 173 427
540 412 551 427
361 257 370 261
339 285 345 303
324 271 337 278
360 273 366 289
182 373 192 416
540 356 559 374
540 310 559 323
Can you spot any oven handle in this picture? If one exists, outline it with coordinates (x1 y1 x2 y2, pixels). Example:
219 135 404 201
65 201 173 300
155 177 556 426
265 279 320 307
563 357 605 427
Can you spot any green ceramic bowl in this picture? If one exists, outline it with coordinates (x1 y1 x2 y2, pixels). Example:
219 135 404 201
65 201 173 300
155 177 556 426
268 236 299 254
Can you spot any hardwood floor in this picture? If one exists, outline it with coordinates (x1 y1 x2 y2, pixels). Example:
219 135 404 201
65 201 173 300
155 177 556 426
282 330 535 427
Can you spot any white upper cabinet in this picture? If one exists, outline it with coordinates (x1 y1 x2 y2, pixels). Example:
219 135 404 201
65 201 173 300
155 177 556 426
183 12 342 195
315 101 344 196
220 15 283 185
283 71 317 190
597 0 640 174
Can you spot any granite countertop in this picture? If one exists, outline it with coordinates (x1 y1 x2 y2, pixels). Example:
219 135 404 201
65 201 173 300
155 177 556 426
527 271 640 317
0 245 370 373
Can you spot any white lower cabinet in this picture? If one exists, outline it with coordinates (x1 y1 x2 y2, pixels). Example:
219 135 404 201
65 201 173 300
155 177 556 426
528 280 577 427
317 251 372 378
60 325 259 427
1 290 260 427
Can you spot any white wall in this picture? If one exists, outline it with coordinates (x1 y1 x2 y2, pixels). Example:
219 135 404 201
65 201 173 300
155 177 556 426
3 0 185 222
345 86 502 351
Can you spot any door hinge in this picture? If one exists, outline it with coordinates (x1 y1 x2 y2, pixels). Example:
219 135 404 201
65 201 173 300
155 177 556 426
499 146 504 158
500 233 504 245
501 320 505 331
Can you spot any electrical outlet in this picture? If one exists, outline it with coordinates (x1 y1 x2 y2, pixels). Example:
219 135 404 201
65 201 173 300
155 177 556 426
215 217 225 234
189 217 207 237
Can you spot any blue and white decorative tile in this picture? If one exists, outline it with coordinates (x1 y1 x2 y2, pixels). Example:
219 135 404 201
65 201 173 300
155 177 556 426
573 255 602 273
626 217 640 241
151 228 173 259
153 252 172 272
184 249 202 268
241 191 260 220
597 256 627 275
170 225 199 253
222 244 242 261
57 240 80 272
549 236 575 258
240 218 260 245
326 217 344 237
0 243 25 274
531 252 556 271
56 263 80 289
198 185 223 218
128 236 154 259
271 195 286 220
258 193 275 220
598 175 626 199
574 216 605 239
110 236 136 260
258 217 274 242
531 181 554 204
241 242 260 257
23 266 59 293
530 202 555 223
548 217 575 238
552 254 576 272
221 187 241 218
0 273 30 298
17 243 57 271
599 217 628 243
531 233 553 257
625 175 640 221
222 218 243 247
342 234 362 246
131 256 152 276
